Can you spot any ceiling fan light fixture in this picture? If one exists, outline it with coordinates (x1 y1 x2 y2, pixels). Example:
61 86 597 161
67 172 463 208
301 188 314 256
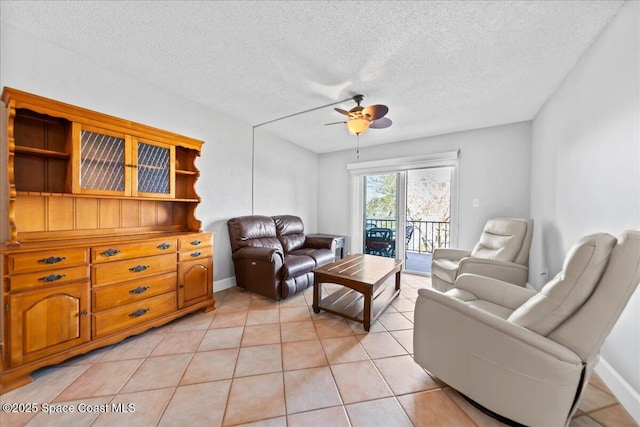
347 118 370 135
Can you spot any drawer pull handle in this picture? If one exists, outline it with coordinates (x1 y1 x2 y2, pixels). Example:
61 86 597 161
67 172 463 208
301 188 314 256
157 242 172 250
101 248 120 257
191 251 201 257
39 274 66 282
39 256 66 264
129 286 150 294
129 265 150 273
190 240 201 246
129 308 149 318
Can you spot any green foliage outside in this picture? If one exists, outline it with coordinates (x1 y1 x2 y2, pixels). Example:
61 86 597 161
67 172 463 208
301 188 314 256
365 174 397 219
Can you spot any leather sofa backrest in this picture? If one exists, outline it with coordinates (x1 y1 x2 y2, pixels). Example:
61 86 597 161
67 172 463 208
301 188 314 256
509 233 616 336
227 215 283 253
273 215 306 252
471 218 533 265
549 230 640 362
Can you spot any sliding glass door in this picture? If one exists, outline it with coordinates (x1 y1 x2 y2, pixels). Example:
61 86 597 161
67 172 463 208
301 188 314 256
364 173 400 260
361 166 453 275
349 151 459 275
405 167 452 274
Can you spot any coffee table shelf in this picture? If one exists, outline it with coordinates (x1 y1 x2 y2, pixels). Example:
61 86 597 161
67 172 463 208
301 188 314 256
313 254 403 331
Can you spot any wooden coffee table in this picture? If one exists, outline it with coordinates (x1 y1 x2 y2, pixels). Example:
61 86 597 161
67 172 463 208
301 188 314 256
312 254 403 331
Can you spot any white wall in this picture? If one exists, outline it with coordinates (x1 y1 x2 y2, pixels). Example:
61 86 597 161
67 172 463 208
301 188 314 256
530 0 640 418
253 127 319 231
0 22 322 289
0 23 253 286
318 121 532 252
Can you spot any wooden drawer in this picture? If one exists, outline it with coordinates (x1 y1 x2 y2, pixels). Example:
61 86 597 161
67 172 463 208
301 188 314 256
92 238 177 263
178 233 212 251
7 248 89 274
178 246 212 262
92 292 177 338
9 266 90 292
92 253 177 286
93 272 177 311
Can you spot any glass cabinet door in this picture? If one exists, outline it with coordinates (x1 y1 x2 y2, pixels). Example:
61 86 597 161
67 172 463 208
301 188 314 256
134 140 175 198
73 124 130 196
72 124 175 198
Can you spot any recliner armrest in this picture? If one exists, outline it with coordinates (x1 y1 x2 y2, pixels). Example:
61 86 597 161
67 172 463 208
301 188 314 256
453 273 536 309
416 288 581 363
433 248 470 261
414 287 583 427
304 236 336 251
458 257 529 286
232 246 284 263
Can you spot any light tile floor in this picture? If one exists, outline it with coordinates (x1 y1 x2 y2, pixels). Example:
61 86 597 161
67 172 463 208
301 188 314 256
1 274 636 426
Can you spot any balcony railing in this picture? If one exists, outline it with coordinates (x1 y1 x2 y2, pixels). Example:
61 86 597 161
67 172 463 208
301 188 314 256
366 218 450 254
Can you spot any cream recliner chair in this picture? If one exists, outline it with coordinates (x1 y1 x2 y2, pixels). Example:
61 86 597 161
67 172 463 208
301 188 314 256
414 230 640 427
431 218 533 292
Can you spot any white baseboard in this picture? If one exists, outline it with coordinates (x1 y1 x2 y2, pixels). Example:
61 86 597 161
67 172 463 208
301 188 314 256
594 357 640 424
214 276 236 292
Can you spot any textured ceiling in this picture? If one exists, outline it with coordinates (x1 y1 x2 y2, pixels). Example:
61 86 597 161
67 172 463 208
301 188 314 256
0 1 624 153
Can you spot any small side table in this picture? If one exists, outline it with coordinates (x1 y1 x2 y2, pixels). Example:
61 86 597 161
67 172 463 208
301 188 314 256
307 233 346 259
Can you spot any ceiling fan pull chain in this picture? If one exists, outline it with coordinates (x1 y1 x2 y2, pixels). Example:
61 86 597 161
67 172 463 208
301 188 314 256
357 134 360 160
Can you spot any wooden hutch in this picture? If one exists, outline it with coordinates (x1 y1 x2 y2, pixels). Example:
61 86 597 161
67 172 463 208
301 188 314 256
0 88 215 393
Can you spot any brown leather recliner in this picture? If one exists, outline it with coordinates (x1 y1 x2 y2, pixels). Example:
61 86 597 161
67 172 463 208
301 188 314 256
227 215 336 300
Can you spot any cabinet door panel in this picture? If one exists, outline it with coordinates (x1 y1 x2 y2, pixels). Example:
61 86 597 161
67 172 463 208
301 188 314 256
178 257 213 308
72 124 130 196
9 281 90 366
135 140 175 198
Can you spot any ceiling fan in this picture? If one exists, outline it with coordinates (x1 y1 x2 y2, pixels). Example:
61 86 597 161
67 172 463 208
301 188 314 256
325 94 392 135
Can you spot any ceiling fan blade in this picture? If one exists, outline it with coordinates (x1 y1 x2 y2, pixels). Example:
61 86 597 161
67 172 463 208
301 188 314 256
363 104 389 120
334 108 351 116
324 121 347 126
369 117 392 129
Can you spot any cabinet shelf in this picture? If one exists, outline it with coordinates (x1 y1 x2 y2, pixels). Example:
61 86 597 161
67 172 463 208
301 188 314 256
81 157 123 166
16 191 200 203
139 164 167 170
176 169 198 176
15 146 70 159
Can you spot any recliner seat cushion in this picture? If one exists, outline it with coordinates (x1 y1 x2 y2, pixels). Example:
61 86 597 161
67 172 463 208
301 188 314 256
508 233 616 336
446 288 514 319
471 219 527 262
289 248 335 267
283 255 316 279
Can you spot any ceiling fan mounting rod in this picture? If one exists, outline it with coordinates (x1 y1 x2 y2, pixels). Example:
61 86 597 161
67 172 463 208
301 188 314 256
254 95 360 128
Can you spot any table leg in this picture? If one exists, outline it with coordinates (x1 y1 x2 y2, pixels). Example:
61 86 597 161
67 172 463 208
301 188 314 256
313 278 321 314
395 270 401 291
363 288 372 331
